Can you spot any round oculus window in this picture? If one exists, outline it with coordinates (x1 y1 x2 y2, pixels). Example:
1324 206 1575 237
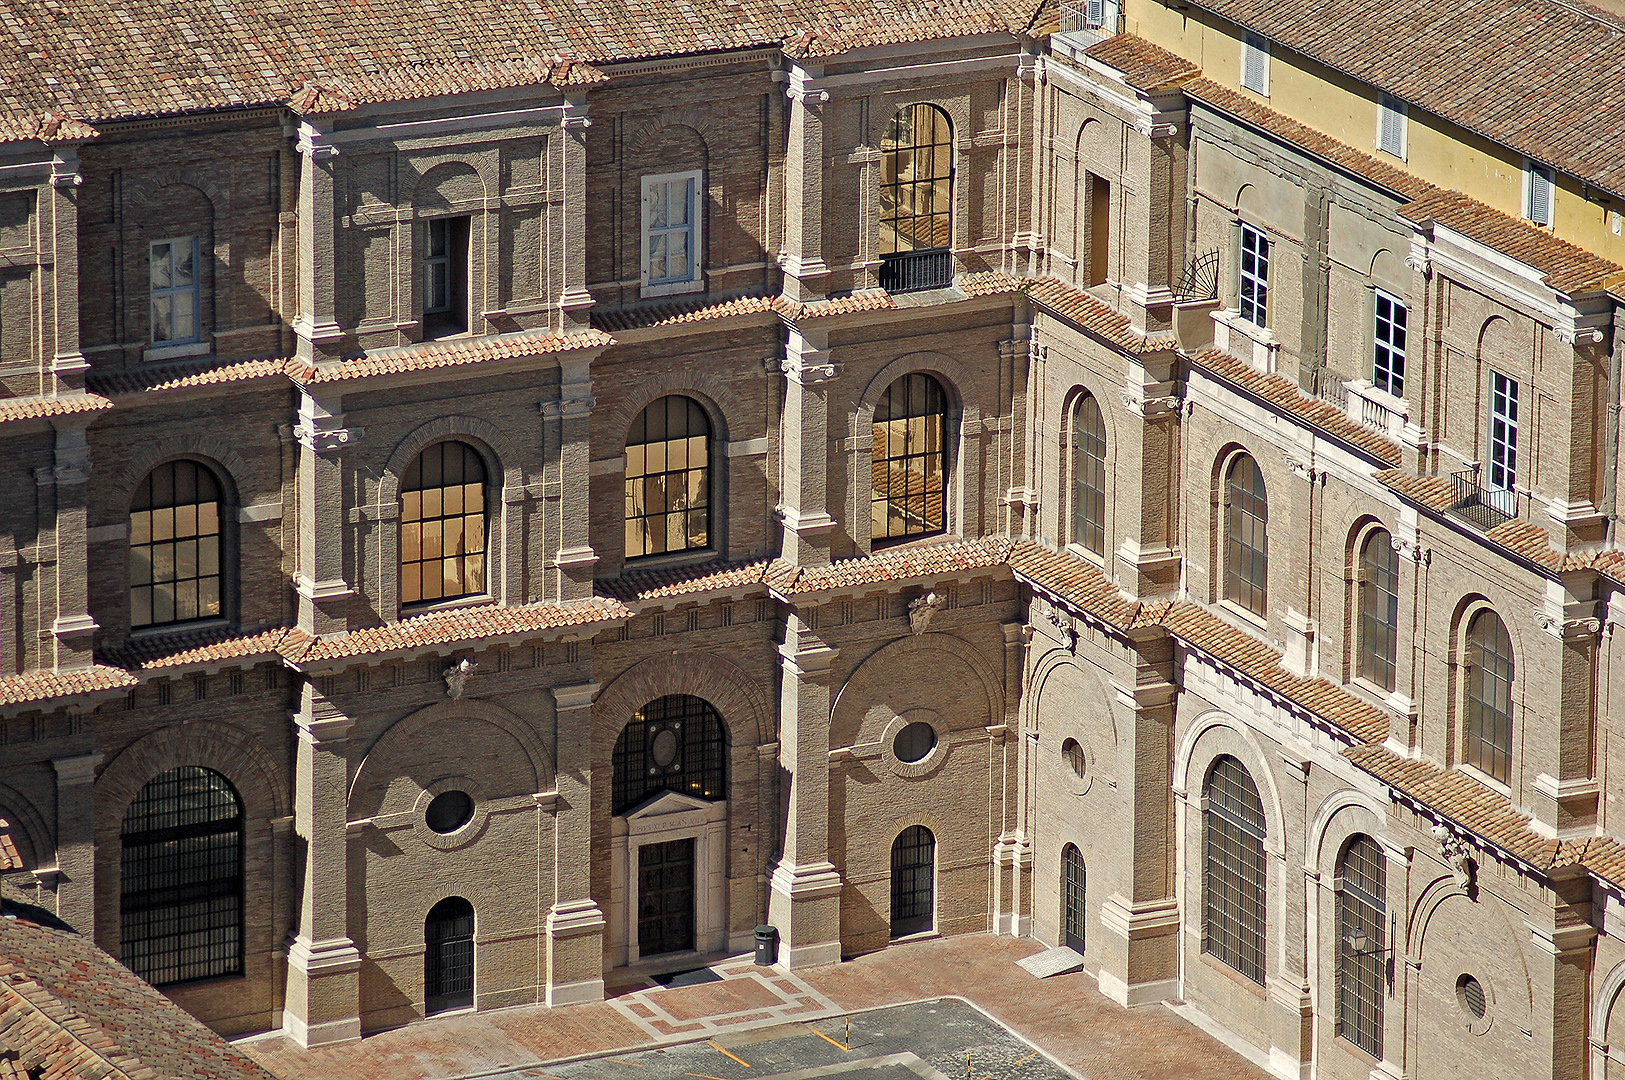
1061 737 1087 780
1456 973 1487 1019
425 790 474 834
893 721 937 764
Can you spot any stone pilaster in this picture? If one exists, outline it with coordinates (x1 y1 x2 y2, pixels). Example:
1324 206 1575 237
46 148 88 393
557 95 594 333
283 682 361 1047
552 357 597 600
44 421 96 668
49 751 101 932
767 613 842 967
294 387 353 635
1529 893 1594 1080
780 63 829 303
293 122 344 362
1385 518 1428 753
1531 583 1603 838
776 326 840 566
546 681 606 1006
1112 352 1181 600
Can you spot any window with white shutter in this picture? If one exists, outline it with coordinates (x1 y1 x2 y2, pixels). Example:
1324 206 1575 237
641 170 705 296
1377 95 1405 158
1524 162 1554 227
1085 0 1105 28
1241 35 1270 95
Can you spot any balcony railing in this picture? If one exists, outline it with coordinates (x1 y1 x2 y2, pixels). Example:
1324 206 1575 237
1449 468 1518 530
1059 0 1107 32
879 249 953 294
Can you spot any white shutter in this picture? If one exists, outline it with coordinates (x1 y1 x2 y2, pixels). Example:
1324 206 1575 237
1378 96 1404 157
1527 164 1553 226
1241 36 1269 94
1086 0 1105 28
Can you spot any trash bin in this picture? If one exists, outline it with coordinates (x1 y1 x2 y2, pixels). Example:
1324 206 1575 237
754 924 779 966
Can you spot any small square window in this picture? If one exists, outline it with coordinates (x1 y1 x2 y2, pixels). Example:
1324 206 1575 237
1525 162 1554 227
641 170 704 297
150 237 201 344
1377 95 1406 159
1241 34 1270 95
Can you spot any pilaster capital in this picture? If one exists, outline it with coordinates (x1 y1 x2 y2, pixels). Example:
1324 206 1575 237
778 639 837 678
51 751 103 785
1533 602 1602 640
49 151 82 188
785 64 829 104
294 684 354 745
295 121 340 161
551 681 600 711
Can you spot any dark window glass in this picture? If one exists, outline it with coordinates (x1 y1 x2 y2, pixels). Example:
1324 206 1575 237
625 396 711 558
1357 530 1400 690
1239 225 1269 326
1373 292 1407 396
611 695 728 815
1463 610 1514 784
1071 394 1107 555
1202 755 1266 984
425 896 474 1014
130 460 224 629
1224 454 1268 615
890 825 935 937
120 766 243 986
400 441 487 606
1062 843 1086 953
1457 974 1486 1019
425 791 474 834
1336 834 1385 1058
1062 738 1087 779
893 721 937 763
422 217 470 337
872 373 949 543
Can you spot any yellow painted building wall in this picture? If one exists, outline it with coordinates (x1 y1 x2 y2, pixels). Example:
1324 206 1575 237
1123 0 1625 259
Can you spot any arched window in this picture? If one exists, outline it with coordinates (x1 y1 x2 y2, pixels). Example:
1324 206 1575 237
612 695 727 814
1061 843 1086 953
1070 393 1107 555
120 766 242 985
872 373 949 544
890 825 936 938
1463 609 1514 784
1203 755 1266 983
400 441 487 606
1357 529 1399 690
130 460 224 628
625 395 711 559
1224 454 1268 615
425 896 475 1014
1336 834 1385 1058
879 104 954 292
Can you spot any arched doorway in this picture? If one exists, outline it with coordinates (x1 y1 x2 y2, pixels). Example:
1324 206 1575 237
891 825 936 938
425 896 474 1014
1062 844 1086 953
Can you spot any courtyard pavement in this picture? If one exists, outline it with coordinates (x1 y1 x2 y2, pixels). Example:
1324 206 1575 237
242 935 1268 1080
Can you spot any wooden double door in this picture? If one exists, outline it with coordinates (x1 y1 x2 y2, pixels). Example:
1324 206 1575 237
638 837 696 956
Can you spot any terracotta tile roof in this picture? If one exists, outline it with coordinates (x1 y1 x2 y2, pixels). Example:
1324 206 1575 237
1006 539 1148 628
1169 0 1625 198
1343 743 1564 870
1372 468 1453 512
0 914 279 1080
591 294 777 333
1577 835 1625 889
1082 34 1201 92
0 666 137 708
0 820 21 873
99 626 308 672
770 536 1015 595
284 598 628 664
290 329 610 385
776 290 899 320
1372 469 1590 574
954 271 1028 298
1190 348 1401 466
596 560 774 603
287 58 605 116
1023 277 1180 354
0 110 96 144
0 394 115 425
1183 75 1623 296
88 357 298 397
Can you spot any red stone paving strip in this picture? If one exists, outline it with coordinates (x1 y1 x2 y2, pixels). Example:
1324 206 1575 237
245 935 1266 1080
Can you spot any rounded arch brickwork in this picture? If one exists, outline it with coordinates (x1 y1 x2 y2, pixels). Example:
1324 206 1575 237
1175 711 1287 858
379 416 521 502
109 436 251 513
856 350 974 419
829 631 1003 750
1594 958 1625 1049
604 376 747 448
349 698 556 815
124 173 226 217
625 113 712 157
411 159 488 210
0 781 50 869
594 652 771 749
1406 869 1535 1028
1307 789 1388 877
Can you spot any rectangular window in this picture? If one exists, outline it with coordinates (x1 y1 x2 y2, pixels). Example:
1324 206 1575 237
1486 371 1518 517
642 170 704 295
1525 162 1554 226
422 217 470 338
1377 94 1406 158
1373 290 1407 396
150 237 200 344
1241 34 1270 95
1087 173 1110 287
1238 224 1269 327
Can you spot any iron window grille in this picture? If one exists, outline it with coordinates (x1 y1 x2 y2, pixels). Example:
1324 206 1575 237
890 825 936 937
1238 225 1269 326
879 104 954 293
1357 529 1400 691
400 441 487 606
1062 843 1087 953
1070 393 1107 555
150 237 201 344
130 460 224 628
119 766 243 986
624 396 711 559
872 373 949 544
1336 835 1386 1058
1373 292 1407 396
612 694 728 815
1224 454 1269 615
1203 755 1267 984
1463 610 1514 784
425 896 475 1014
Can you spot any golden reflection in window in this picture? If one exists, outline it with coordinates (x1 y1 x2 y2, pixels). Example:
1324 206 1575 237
400 441 486 605
625 395 711 559
130 460 222 628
